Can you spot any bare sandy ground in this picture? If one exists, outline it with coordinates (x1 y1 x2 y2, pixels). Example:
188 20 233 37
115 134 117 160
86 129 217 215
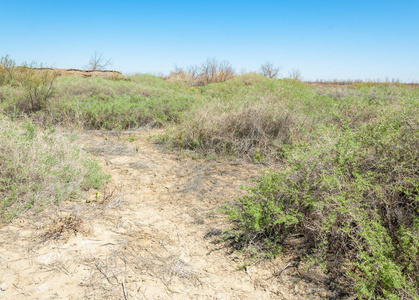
0 130 336 299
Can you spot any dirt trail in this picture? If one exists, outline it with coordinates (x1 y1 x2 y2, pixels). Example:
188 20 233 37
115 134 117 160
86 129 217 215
0 130 332 299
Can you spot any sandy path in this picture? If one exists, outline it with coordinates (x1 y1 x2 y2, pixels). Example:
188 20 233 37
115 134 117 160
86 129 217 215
0 130 332 299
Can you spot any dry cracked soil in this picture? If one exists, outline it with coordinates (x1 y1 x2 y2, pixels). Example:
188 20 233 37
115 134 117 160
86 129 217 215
0 129 338 299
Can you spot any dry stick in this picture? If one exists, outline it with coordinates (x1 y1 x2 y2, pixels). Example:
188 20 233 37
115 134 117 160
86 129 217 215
121 280 128 300
269 262 298 280
137 285 149 300
95 262 114 285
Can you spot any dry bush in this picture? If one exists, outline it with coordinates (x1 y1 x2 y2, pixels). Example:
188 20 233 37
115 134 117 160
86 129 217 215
175 101 295 161
85 51 112 71
168 65 201 85
288 68 302 81
167 58 235 85
43 213 86 241
200 58 235 84
259 61 281 78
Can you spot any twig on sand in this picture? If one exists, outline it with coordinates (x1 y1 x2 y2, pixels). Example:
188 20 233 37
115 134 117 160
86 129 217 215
121 280 128 300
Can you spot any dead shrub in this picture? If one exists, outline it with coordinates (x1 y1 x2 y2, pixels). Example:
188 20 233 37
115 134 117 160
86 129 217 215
175 101 295 161
200 58 235 84
259 61 281 78
167 58 235 85
43 213 86 241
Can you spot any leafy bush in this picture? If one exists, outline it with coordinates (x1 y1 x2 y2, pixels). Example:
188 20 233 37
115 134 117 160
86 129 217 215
15 66 59 112
224 110 419 298
0 116 109 221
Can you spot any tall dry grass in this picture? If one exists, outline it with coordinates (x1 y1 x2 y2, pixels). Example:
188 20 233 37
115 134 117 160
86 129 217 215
0 116 109 221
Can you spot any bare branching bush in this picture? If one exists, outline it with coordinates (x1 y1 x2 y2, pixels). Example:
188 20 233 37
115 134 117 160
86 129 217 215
259 61 281 78
86 51 112 71
288 68 302 81
168 58 235 85
168 65 200 84
200 58 235 84
186 64 200 79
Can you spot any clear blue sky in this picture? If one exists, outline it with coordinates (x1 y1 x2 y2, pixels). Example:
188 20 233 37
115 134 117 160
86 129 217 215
1 0 418 81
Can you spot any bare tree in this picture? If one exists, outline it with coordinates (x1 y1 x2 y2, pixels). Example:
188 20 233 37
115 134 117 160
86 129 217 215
186 64 199 80
259 61 281 78
86 51 112 71
288 68 302 81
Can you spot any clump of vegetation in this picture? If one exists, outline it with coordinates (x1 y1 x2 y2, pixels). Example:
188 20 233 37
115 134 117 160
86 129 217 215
170 75 301 160
173 100 295 162
259 61 281 78
0 55 59 113
222 88 419 298
171 75 418 162
167 58 235 85
50 74 197 129
0 116 109 221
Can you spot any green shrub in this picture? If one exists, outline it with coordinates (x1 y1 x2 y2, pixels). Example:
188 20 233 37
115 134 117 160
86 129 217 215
224 102 419 298
14 66 59 112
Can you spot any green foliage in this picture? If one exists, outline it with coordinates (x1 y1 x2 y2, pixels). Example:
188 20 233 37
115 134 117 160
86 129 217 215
7 76 195 129
170 75 419 164
224 170 300 256
223 95 419 298
70 92 192 129
0 58 198 129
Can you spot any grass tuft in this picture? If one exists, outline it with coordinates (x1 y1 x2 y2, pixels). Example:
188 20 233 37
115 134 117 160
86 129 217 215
0 116 109 221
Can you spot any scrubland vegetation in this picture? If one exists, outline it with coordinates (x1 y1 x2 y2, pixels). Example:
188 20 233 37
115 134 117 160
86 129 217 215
1 56 418 299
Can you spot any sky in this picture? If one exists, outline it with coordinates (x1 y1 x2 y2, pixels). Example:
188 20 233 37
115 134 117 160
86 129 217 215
1 0 418 81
